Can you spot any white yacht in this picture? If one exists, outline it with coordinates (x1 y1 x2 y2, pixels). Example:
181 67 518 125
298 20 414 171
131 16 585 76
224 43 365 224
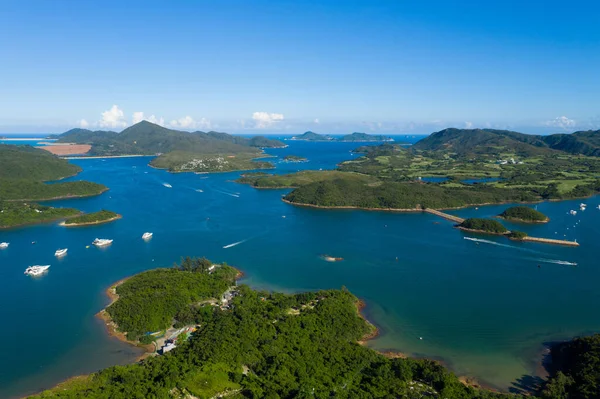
142 232 153 240
55 248 68 257
24 265 50 276
93 238 113 247
569 210 577 216
163 183 172 188
0 242 9 249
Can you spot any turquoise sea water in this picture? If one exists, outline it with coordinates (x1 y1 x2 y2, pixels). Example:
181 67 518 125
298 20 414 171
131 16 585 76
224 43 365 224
1 137 599 397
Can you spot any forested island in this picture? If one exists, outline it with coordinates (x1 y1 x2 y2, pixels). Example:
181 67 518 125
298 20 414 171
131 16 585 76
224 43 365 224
291 131 394 142
62 210 121 227
30 257 600 398
282 155 308 162
499 206 549 223
458 218 509 234
0 144 107 228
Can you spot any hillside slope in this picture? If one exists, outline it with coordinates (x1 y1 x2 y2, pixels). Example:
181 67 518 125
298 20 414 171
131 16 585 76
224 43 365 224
413 128 600 157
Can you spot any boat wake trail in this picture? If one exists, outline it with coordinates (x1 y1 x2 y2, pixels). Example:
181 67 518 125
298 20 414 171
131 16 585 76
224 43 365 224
532 258 578 266
214 189 240 198
463 237 547 255
223 239 246 249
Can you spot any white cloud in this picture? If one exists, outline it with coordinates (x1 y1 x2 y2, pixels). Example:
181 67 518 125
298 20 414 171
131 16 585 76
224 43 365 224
132 111 165 126
464 121 473 129
252 111 284 128
314 118 320 124
98 105 128 129
169 116 211 130
544 116 577 130
78 119 89 128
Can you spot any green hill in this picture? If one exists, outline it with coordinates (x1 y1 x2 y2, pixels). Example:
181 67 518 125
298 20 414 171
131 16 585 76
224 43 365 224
0 144 81 181
0 145 107 227
291 131 333 141
340 132 394 142
499 206 548 222
58 121 284 156
413 128 600 157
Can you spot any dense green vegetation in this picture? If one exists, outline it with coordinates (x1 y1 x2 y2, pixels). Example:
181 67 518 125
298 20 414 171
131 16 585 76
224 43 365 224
412 128 600 157
291 131 333 141
31 259 520 399
0 144 107 201
150 151 274 173
507 231 528 240
58 121 283 156
64 210 119 225
499 206 548 222
237 170 377 188
459 218 508 234
291 131 394 142
339 132 394 142
0 201 80 229
285 179 537 209
282 155 308 162
106 259 238 340
0 179 107 201
0 144 81 180
540 334 600 399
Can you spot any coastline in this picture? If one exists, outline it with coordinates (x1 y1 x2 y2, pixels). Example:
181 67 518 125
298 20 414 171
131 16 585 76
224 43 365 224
6 187 109 202
60 214 122 227
62 154 153 160
497 216 550 224
0 212 82 230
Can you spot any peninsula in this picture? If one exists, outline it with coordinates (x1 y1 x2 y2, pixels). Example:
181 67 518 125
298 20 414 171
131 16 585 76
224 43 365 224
0 144 107 228
52 121 283 173
62 210 122 227
31 257 511 399
29 256 598 398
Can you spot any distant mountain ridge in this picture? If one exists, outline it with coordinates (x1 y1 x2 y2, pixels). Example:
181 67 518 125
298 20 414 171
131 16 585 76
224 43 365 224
291 131 393 142
413 128 600 156
58 121 285 156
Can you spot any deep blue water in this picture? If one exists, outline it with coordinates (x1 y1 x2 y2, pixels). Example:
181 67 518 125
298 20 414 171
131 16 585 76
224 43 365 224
1 137 599 397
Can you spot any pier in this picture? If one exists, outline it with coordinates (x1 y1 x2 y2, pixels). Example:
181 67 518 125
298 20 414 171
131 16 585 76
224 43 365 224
522 237 579 247
423 208 580 247
423 208 465 223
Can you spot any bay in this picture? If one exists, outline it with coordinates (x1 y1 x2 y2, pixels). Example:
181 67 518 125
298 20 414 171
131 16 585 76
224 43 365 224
1 136 599 397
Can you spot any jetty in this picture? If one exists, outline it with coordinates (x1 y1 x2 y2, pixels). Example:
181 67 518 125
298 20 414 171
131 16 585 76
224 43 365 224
424 209 465 223
522 237 579 247
423 208 579 247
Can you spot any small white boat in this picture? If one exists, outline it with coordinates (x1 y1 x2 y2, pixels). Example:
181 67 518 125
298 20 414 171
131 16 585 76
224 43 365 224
93 238 113 247
24 265 50 276
0 242 9 249
54 248 68 257
142 232 153 240
569 210 577 216
163 183 172 188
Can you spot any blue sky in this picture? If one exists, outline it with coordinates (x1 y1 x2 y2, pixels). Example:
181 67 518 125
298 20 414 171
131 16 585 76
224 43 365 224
1 0 599 134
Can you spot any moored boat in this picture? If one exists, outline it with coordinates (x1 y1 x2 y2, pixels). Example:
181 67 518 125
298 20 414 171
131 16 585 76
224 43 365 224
24 265 50 276
55 248 68 257
0 242 9 249
142 232 153 240
93 238 113 247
